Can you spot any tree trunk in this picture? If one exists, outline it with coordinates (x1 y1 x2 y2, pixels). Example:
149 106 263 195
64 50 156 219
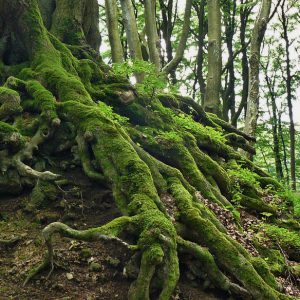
243 0 272 142
119 0 144 82
204 0 222 117
280 1 296 190
231 2 251 127
194 0 207 105
162 0 192 76
144 0 161 72
222 0 237 122
265 70 284 180
105 0 124 63
0 1 297 299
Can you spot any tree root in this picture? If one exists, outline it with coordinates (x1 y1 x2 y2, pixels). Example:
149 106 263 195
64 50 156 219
0 236 21 246
24 218 133 285
177 237 250 298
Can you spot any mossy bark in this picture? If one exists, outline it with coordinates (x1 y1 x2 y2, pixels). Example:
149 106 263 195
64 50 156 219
0 1 298 299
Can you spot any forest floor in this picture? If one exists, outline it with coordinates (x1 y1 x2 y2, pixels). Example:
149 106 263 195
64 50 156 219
0 169 230 300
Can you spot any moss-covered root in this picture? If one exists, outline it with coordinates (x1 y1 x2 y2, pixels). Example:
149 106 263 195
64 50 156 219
0 87 22 120
24 217 133 285
177 237 249 298
167 177 290 300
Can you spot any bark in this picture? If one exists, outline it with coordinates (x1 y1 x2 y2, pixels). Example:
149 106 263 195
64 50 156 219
162 0 192 76
105 0 124 63
280 1 296 190
263 62 284 181
50 0 101 51
222 1 237 122
204 0 222 117
144 0 161 71
158 0 177 82
243 0 272 142
119 0 144 82
194 0 207 105
0 1 297 299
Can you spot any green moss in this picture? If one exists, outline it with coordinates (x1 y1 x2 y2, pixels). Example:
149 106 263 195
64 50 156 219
25 80 58 122
167 176 281 299
14 114 39 137
251 257 280 290
0 86 19 97
0 121 19 134
262 224 300 261
26 180 58 211
257 247 285 275
280 190 300 218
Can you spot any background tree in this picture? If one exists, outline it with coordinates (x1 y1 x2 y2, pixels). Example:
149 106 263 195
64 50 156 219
243 0 272 141
203 0 222 116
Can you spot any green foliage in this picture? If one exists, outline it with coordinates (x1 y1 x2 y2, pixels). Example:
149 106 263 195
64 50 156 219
279 189 300 218
228 166 260 189
174 113 225 143
157 130 183 143
112 60 167 97
97 101 129 125
262 224 300 249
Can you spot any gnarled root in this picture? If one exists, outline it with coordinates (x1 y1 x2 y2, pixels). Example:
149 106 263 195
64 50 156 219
24 217 133 285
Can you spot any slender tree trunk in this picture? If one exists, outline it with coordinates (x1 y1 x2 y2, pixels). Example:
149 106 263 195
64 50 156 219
105 0 124 63
204 0 222 117
162 0 192 76
222 1 237 122
278 111 290 185
231 1 252 127
159 0 177 82
120 0 144 82
281 3 296 190
194 0 207 105
265 70 284 180
144 0 161 71
244 0 272 142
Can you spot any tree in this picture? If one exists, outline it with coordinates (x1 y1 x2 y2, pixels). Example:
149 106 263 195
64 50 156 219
0 1 299 299
161 0 193 76
144 0 161 72
244 0 272 142
119 0 144 81
105 0 124 63
279 0 296 190
203 0 222 117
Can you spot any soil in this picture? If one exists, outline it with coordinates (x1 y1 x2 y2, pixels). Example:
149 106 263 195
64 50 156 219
0 169 228 300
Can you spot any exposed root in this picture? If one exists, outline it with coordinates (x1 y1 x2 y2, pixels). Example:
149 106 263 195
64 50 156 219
177 237 250 298
25 218 133 285
0 236 21 246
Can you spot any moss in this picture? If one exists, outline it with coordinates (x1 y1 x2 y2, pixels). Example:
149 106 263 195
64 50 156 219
234 192 277 214
0 121 25 151
0 87 22 119
262 224 300 261
290 265 300 277
26 180 58 211
250 257 281 290
167 176 280 299
25 80 58 122
257 247 286 275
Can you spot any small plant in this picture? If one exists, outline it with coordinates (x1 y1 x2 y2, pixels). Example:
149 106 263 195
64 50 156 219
279 189 300 218
112 60 167 97
174 113 225 143
97 101 129 125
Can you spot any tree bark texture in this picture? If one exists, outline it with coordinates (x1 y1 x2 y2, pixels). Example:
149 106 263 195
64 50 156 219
204 0 222 117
